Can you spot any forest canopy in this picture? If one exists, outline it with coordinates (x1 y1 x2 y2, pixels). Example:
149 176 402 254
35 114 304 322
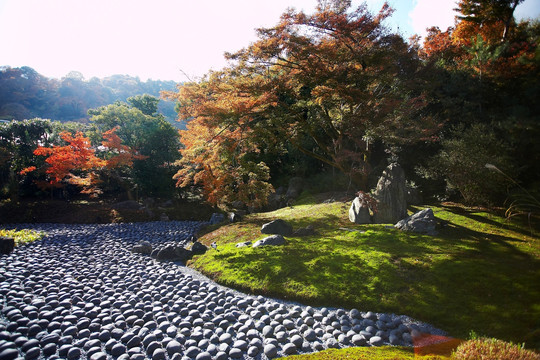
0 67 180 127
163 0 539 208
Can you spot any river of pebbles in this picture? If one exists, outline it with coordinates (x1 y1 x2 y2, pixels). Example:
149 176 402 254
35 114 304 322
0 221 445 360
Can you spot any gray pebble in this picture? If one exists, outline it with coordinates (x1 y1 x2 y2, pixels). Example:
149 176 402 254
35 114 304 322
283 342 297 355
370 336 384 346
264 343 278 358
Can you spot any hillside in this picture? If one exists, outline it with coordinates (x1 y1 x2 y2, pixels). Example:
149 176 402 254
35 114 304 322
0 66 183 127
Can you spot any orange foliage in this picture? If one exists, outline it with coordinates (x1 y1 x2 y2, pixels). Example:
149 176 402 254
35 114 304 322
21 128 145 197
31 131 105 190
101 127 147 168
174 115 273 208
165 1 442 194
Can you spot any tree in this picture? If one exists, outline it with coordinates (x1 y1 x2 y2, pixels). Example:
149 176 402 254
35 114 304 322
455 0 524 41
28 131 106 196
0 119 53 199
89 99 180 196
165 0 442 201
20 127 146 198
127 94 160 116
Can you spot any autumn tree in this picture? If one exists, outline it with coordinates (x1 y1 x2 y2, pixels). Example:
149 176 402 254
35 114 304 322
165 0 442 206
416 0 539 204
455 0 524 42
27 131 106 196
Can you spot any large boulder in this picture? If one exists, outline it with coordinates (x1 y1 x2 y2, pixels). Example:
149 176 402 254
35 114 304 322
261 219 293 236
372 164 407 224
209 213 225 225
175 247 194 262
156 246 179 261
0 236 15 255
349 195 372 224
190 241 208 255
253 235 286 248
395 208 438 235
131 241 152 255
285 177 303 200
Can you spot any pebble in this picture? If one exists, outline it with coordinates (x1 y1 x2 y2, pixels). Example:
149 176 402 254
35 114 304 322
0 222 445 359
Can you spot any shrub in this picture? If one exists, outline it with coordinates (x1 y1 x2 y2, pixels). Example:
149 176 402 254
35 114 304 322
0 229 45 246
426 123 514 205
453 338 540 360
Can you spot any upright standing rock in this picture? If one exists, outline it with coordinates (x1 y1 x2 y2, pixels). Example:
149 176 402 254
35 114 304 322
372 163 407 224
349 195 371 224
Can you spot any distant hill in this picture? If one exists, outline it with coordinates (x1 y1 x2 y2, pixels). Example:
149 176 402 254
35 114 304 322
0 66 184 128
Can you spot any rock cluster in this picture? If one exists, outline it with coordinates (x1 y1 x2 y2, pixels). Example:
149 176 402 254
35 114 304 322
1 221 445 360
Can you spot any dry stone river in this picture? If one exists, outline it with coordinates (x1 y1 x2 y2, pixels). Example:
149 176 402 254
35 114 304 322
0 221 446 360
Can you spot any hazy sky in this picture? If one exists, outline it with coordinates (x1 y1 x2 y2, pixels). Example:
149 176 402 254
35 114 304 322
1 0 539 82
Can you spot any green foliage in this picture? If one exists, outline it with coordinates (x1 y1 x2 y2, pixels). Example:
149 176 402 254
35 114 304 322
127 94 160 116
0 228 45 246
89 100 180 196
0 119 53 198
453 338 540 360
193 200 540 348
424 123 515 205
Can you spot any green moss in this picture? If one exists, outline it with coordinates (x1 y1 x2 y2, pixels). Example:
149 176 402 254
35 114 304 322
192 201 540 350
0 228 45 246
276 346 448 359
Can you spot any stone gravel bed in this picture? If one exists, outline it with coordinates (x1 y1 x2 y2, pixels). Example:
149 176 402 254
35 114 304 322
0 221 446 360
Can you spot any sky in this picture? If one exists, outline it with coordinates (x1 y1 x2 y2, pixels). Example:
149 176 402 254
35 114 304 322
1 0 539 82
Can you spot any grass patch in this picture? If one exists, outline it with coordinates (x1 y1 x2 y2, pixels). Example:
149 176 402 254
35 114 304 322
276 345 448 359
192 197 540 350
0 228 45 246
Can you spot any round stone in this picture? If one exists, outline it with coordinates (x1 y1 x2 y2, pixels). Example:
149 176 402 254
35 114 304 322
24 347 41 360
283 343 297 355
110 343 127 357
247 345 259 357
303 329 317 341
290 334 303 347
215 351 228 360
42 343 57 356
228 347 243 358
370 335 384 346
264 343 278 358
196 352 212 360
351 334 366 346
66 347 82 360
166 340 182 355
152 348 167 360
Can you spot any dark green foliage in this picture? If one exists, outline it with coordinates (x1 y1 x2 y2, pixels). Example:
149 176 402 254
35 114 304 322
423 123 515 205
89 99 180 196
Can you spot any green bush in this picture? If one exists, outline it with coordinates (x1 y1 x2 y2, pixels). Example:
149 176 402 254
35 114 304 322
426 123 514 205
453 338 540 360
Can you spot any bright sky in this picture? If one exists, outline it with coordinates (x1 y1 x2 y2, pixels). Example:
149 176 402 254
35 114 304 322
1 0 538 82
